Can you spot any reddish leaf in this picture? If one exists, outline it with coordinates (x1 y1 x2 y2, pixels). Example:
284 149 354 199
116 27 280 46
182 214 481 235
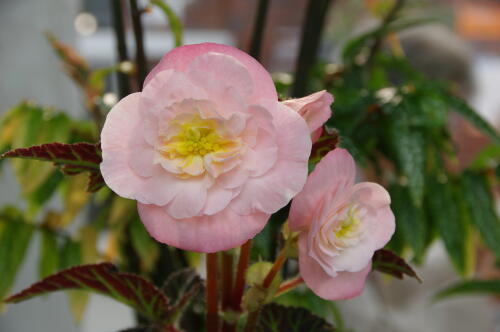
4 263 171 322
1 142 104 192
372 249 422 282
309 128 339 164
87 172 105 193
46 32 90 89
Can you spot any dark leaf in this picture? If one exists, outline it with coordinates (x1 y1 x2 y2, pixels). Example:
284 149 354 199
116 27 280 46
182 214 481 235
309 128 339 165
256 303 336 332
1 142 101 172
46 32 90 88
426 176 472 276
87 171 105 192
387 102 425 206
4 263 171 322
434 280 500 301
389 185 428 262
1 142 103 193
274 288 344 329
162 268 202 311
446 95 500 144
372 249 421 282
462 171 500 259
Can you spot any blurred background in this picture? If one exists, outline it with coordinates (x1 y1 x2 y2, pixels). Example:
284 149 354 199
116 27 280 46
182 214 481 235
0 0 499 331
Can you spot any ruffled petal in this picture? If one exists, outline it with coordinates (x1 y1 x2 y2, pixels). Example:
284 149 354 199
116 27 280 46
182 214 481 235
187 52 253 113
282 90 333 134
289 148 356 232
203 185 234 215
164 177 208 219
100 93 148 200
144 43 277 104
138 203 269 252
230 103 311 214
299 234 371 300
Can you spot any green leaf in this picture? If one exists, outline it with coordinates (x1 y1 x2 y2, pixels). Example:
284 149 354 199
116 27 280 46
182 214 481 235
469 144 500 170
372 249 421 282
256 303 335 332
445 95 500 144
28 171 65 214
275 288 346 330
59 238 89 323
0 208 34 307
389 184 428 261
38 230 60 279
130 217 160 273
4 263 171 322
151 0 183 47
434 280 500 301
426 176 472 276
243 262 282 312
462 171 500 259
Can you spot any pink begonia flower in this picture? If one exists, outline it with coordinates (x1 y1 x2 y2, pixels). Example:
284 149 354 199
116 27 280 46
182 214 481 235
282 90 333 142
100 43 316 253
289 148 395 300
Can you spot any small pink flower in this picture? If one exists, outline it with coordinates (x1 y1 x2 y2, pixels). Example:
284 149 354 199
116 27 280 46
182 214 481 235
282 90 333 142
100 43 314 253
289 148 395 300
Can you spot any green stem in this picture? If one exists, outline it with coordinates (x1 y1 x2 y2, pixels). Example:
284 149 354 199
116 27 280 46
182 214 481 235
292 0 333 97
248 0 270 61
365 0 405 66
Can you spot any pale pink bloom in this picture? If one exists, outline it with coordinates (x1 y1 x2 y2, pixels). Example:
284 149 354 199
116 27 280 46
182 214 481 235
100 43 313 253
282 90 333 142
289 148 395 300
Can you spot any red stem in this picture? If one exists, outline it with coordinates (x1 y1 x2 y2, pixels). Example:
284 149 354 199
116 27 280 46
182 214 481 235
221 251 234 332
276 276 304 297
206 253 219 332
262 248 286 289
243 308 261 332
231 240 252 310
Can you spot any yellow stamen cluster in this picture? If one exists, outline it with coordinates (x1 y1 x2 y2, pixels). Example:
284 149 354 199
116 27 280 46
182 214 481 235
335 206 361 240
162 118 228 159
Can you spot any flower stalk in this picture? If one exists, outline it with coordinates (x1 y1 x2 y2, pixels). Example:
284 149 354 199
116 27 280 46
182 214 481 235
231 240 252 311
130 0 148 87
248 0 270 60
206 253 219 332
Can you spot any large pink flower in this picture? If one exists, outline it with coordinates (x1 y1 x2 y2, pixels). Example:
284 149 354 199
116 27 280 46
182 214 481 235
289 148 395 300
100 43 314 253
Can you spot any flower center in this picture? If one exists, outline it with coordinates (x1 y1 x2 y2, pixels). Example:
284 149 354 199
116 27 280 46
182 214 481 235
335 206 361 239
168 122 222 157
158 115 241 177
